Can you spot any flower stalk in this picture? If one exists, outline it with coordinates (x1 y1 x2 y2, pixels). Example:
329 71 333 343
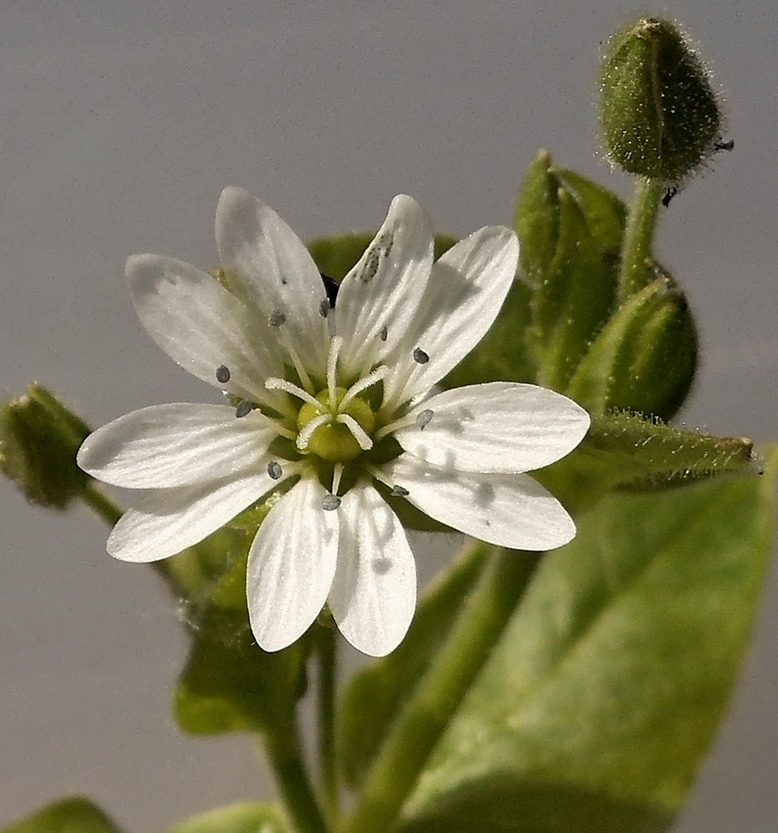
261 715 331 833
617 176 664 303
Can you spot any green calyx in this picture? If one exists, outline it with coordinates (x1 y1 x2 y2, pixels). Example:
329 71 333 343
297 387 376 463
0 384 92 509
599 17 722 183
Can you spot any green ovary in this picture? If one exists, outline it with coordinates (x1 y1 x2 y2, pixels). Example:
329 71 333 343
297 387 376 463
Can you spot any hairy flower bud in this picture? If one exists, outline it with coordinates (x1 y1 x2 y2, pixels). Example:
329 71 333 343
0 384 91 509
566 274 697 420
599 17 723 183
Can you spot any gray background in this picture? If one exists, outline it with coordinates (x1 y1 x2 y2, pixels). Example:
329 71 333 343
1 1 776 831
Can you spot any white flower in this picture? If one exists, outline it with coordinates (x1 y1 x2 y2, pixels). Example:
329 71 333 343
77 188 590 657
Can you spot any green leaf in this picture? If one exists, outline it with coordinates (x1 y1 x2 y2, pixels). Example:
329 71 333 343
338 542 494 789
307 233 457 283
401 448 777 833
1 797 124 833
535 410 757 514
173 543 310 736
565 275 698 420
164 802 290 833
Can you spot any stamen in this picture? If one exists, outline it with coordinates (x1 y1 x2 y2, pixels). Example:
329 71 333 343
336 414 373 450
274 328 314 394
415 409 434 430
269 309 286 327
322 494 341 511
265 377 323 410
332 462 344 495
267 461 283 480
379 325 388 342
391 484 410 497
296 413 331 450
319 299 330 318
339 365 388 409
215 364 231 384
373 413 418 442
327 336 344 405
235 400 253 418
413 347 430 364
272 424 299 442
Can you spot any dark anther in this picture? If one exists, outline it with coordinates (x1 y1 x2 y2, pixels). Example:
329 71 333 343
714 139 734 152
320 272 339 308
267 461 283 480
379 325 388 342
269 309 286 327
390 485 410 497
413 347 429 364
322 494 341 511
415 409 434 430
215 365 231 384
235 400 253 418
319 299 330 318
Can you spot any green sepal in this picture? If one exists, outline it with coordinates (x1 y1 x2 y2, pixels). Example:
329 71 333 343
164 802 291 833
514 150 560 285
173 536 310 736
307 232 457 282
0 797 124 833
401 447 778 833
0 384 91 509
338 542 493 789
551 167 627 257
534 411 757 513
599 17 723 184
565 275 697 420
515 152 619 391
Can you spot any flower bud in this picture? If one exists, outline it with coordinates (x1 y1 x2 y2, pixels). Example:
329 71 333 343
599 17 723 183
0 384 91 509
565 273 697 420
515 151 619 391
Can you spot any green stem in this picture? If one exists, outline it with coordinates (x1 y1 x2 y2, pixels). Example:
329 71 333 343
341 544 539 833
317 624 340 824
82 482 122 524
262 714 331 833
617 176 664 303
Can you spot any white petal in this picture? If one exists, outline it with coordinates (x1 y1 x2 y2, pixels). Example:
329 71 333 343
382 226 519 408
78 403 277 488
328 484 416 657
395 383 590 474
127 254 284 408
381 455 576 551
215 187 330 377
335 195 434 379
247 476 339 652
107 471 279 563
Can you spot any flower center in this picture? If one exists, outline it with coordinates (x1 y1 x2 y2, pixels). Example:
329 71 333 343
297 387 376 462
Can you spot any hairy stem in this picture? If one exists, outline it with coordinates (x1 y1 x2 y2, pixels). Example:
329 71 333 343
618 176 664 302
262 713 331 833
341 544 538 833
317 623 340 824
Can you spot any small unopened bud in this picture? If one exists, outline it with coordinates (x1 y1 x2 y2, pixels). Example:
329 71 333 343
566 273 697 420
599 17 723 183
0 384 91 509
